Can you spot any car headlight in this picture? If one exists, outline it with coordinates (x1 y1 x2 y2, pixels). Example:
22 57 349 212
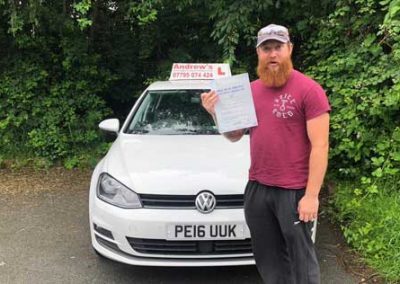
97 173 142 209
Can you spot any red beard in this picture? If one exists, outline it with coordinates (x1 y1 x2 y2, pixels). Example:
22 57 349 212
257 58 293 88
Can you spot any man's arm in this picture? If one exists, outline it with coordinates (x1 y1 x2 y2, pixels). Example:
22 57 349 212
298 112 330 222
201 91 246 142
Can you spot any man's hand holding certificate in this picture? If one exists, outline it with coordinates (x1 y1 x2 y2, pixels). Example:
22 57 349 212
211 73 258 133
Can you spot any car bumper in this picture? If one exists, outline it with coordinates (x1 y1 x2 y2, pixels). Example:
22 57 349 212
90 196 255 267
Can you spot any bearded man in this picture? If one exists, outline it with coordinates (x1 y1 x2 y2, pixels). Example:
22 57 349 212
201 24 330 284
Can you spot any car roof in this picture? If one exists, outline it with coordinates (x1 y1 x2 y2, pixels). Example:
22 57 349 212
147 80 212 91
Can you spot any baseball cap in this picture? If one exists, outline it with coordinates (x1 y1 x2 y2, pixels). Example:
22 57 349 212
256 24 290 47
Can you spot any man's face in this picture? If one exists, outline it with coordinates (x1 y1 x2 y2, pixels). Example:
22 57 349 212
256 40 293 88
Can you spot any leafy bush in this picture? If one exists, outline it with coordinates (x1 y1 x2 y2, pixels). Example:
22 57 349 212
304 0 400 185
0 0 119 166
333 180 400 282
0 57 111 162
303 1 400 280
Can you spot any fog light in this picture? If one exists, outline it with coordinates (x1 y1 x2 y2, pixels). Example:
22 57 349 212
94 223 114 240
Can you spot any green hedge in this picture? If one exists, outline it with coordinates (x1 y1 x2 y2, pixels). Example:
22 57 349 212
0 54 112 167
333 180 400 282
304 1 400 280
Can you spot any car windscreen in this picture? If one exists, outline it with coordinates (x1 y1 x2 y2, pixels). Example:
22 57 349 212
125 89 219 135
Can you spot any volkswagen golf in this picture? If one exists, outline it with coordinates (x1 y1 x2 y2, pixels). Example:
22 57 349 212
89 64 255 266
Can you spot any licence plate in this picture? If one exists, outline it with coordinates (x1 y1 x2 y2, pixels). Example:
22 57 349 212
166 223 244 240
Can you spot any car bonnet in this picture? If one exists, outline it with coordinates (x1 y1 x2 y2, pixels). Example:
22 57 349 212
103 134 250 195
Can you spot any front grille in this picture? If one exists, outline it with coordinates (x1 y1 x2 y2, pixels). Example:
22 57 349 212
139 194 244 209
126 238 252 255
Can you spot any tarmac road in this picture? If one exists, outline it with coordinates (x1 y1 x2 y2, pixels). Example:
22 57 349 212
0 180 358 284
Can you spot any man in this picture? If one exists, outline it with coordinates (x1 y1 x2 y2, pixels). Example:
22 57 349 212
201 24 330 284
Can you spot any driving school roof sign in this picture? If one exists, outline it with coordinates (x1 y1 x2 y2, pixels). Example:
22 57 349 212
169 63 231 80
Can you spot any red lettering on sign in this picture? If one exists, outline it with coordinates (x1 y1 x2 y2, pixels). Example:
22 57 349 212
217 67 225 76
173 64 210 70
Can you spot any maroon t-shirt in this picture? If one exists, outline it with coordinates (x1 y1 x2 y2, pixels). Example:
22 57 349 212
249 70 331 189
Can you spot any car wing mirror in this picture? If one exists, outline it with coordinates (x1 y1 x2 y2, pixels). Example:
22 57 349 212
99 118 120 133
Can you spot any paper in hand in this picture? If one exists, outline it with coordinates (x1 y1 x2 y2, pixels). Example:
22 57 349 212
211 73 258 133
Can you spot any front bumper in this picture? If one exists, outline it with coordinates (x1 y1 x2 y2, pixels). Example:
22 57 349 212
90 196 255 267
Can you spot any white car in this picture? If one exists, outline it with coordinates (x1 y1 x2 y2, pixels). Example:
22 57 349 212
89 76 255 266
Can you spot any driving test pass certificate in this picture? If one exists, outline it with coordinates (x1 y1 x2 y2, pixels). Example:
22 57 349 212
212 73 258 133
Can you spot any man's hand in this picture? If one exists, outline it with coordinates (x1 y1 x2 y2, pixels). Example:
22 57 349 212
200 90 245 142
297 194 319 223
200 90 218 115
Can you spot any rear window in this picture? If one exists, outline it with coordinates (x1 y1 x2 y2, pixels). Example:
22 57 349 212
125 90 218 135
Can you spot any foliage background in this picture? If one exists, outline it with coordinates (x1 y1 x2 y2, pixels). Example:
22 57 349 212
0 0 399 280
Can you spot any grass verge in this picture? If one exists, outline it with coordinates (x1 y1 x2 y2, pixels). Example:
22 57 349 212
332 180 400 282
